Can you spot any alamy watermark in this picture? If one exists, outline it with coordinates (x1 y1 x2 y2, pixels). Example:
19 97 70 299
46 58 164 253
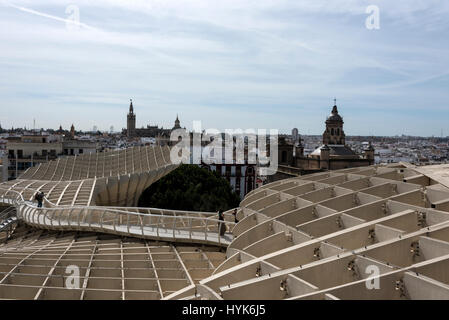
365 264 380 290
170 121 279 176
65 265 80 289
65 4 80 31
365 5 380 30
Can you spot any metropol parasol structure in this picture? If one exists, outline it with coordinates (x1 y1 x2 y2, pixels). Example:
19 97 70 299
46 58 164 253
1 145 449 300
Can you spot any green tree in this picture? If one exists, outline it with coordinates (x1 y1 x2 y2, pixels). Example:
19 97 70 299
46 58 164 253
138 164 240 212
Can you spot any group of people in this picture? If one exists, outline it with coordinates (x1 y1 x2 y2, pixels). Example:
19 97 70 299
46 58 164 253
217 208 239 236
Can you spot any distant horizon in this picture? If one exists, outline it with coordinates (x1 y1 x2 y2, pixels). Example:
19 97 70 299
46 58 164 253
2 123 449 140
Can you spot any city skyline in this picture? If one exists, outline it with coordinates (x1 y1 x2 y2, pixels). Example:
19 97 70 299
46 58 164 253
2 101 449 139
1 0 449 136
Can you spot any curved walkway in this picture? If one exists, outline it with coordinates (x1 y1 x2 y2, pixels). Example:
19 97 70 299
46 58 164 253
0 188 234 247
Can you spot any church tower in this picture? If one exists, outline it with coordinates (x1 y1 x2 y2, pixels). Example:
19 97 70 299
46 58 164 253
172 114 181 130
70 124 75 139
322 99 345 145
127 99 136 138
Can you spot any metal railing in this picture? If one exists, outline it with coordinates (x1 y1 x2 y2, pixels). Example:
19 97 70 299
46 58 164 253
0 205 18 235
0 206 16 221
0 187 234 246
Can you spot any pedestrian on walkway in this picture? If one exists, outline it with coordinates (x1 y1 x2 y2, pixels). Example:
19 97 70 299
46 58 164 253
218 210 226 236
35 192 44 208
233 208 239 223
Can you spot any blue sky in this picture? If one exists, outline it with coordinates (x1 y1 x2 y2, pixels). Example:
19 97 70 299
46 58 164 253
1 0 448 136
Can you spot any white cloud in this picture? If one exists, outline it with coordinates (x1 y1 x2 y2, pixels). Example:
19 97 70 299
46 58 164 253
0 0 448 135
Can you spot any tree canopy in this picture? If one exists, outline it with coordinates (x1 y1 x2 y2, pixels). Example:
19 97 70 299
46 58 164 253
138 164 240 212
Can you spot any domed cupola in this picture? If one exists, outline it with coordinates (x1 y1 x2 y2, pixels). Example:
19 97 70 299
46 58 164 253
323 99 345 145
326 104 343 123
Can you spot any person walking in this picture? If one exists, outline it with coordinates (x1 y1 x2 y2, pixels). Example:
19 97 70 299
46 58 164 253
35 192 44 208
233 208 239 223
218 210 226 236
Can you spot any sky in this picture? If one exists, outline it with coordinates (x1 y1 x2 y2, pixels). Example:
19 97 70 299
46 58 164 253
1 0 449 136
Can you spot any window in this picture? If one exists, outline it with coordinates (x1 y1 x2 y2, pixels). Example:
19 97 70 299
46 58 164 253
17 150 23 158
331 128 334 135
79 149 84 154
70 149 74 155
281 150 287 163
8 150 14 158
42 150 48 156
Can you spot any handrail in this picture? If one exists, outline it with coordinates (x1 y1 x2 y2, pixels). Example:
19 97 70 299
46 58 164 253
1 183 235 218
0 206 16 221
0 187 232 223
0 187 234 222
0 187 235 246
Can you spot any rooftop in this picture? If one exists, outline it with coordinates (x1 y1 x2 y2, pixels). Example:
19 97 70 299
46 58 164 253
1 146 449 300
310 145 357 157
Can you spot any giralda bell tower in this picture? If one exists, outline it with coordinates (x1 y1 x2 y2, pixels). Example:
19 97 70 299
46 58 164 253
127 99 136 138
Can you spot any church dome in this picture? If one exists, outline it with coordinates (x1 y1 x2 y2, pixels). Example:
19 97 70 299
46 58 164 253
326 105 343 122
